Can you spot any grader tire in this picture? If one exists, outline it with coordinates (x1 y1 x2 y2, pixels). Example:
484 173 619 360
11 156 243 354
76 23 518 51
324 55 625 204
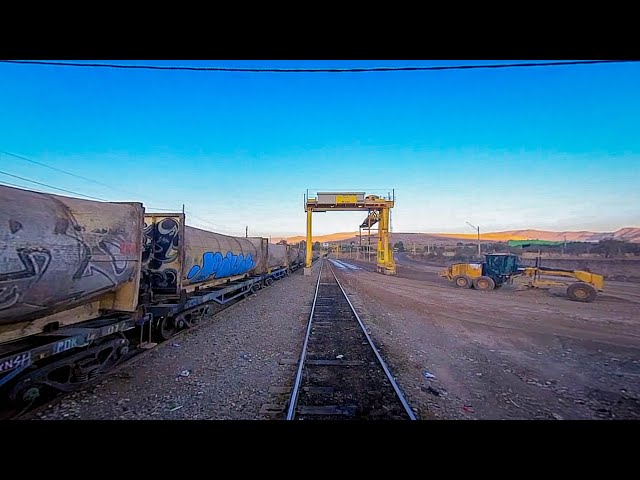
473 276 495 291
567 282 597 302
453 275 472 288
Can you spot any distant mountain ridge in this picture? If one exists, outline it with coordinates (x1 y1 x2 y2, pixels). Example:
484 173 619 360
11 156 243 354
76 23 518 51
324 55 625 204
276 227 640 244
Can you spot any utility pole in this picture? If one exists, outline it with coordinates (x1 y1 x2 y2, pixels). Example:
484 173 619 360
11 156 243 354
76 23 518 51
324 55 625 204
388 191 392 234
245 226 248 238
466 222 481 258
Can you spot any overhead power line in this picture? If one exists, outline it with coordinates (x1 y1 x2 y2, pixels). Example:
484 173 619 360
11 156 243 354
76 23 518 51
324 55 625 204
186 210 244 236
0 179 77 197
0 151 242 230
1 176 265 237
1 149 144 198
0 169 108 201
1 150 181 210
1 60 638 73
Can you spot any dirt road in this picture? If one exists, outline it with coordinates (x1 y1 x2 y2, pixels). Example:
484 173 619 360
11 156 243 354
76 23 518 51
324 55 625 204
328 255 640 419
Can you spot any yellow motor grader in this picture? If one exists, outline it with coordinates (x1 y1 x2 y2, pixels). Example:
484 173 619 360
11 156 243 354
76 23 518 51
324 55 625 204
439 253 604 302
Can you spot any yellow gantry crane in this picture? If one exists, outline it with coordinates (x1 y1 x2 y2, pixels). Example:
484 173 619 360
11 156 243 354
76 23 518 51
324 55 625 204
304 191 396 275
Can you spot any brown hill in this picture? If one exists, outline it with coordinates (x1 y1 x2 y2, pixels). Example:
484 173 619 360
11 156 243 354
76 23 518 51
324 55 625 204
280 227 640 244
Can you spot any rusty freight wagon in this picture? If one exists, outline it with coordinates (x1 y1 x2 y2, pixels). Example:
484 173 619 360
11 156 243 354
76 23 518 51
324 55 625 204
0 185 307 405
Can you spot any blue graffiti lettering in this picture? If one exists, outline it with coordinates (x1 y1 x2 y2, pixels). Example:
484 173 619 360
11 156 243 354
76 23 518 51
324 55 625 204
187 252 255 283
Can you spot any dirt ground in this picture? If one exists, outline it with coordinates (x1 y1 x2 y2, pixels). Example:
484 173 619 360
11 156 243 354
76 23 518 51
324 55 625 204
330 254 640 420
26 254 640 421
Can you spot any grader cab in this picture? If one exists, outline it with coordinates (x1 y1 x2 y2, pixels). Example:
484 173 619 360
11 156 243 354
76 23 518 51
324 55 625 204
440 253 604 303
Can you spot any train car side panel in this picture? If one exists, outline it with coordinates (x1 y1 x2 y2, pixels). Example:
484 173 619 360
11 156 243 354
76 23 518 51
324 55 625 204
267 243 288 270
0 185 144 335
182 226 263 289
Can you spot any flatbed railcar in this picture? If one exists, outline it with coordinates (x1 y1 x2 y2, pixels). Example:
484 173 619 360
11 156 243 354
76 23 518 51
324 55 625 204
0 185 312 405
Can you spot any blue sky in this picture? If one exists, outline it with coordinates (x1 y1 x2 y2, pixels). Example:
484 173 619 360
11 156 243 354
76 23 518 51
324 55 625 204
1 60 638 238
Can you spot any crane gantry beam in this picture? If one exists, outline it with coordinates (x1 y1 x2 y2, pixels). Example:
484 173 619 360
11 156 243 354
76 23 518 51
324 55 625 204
303 191 396 276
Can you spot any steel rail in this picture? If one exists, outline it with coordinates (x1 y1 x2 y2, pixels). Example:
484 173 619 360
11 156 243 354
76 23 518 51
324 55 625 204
286 259 323 420
287 258 416 420
328 261 417 420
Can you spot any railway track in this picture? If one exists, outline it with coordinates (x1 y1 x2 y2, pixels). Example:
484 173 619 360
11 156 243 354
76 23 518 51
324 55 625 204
286 259 416 420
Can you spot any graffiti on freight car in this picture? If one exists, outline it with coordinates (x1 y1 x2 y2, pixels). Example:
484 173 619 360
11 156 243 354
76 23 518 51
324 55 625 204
0 248 52 283
187 252 256 283
142 217 181 292
0 351 31 387
148 269 178 291
143 218 179 269
0 352 31 374
0 191 138 320
0 248 52 310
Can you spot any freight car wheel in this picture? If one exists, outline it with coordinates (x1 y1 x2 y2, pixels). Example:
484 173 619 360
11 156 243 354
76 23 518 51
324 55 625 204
155 317 178 341
264 277 274 287
453 275 472 288
473 276 495 291
567 282 597 302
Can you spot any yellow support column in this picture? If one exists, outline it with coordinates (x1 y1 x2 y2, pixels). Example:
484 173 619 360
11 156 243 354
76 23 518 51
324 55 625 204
377 205 396 275
304 207 313 275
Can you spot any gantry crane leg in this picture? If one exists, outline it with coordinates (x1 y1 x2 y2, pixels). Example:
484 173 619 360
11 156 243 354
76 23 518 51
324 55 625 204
376 206 396 275
304 208 313 276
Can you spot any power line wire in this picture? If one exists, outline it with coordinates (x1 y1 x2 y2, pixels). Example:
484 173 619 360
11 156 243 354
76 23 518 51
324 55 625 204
1 150 145 198
0 169 108 201
0 176 233 232
1 60 638 73
1 150 181 211
0 151 235 218
0 165 390 236
185 210 243 236
0 158 383 236
0 174 238 234
1 177 262 237
0 179 73 197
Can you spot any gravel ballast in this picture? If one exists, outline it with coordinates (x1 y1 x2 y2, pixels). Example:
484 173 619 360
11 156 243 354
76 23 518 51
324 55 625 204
34 264 320 420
